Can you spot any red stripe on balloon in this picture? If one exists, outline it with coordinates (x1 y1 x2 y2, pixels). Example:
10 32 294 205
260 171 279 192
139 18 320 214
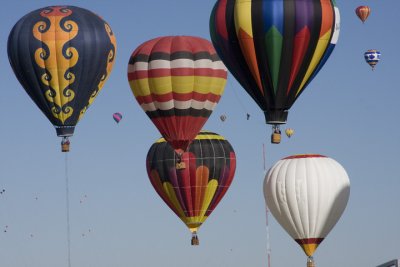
151 116 207 151
283 154 326 160
287 27 310 94
215 0 229 40
128 68 227 80
136 92 221 105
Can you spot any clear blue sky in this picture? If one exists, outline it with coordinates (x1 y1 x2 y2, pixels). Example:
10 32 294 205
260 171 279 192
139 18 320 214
0 1 399 267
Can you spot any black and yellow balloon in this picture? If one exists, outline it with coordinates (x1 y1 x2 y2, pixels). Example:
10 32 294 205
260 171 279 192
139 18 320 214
7 6 116 151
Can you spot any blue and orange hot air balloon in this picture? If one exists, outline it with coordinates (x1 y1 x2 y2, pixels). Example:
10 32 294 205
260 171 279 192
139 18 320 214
128 36 227 156
8 6 116 152
210 0 340 143
146 131 236 245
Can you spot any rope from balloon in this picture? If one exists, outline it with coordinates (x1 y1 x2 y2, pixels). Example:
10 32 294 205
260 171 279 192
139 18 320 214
65 153 72 267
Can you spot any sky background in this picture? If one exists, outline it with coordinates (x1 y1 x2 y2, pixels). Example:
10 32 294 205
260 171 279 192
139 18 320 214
0 1 399 267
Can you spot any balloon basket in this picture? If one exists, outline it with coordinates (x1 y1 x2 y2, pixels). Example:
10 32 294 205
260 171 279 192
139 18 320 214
62 144 70 152
61 137 70 152
176 162 186 169
307 257 315 267
191 233 199 246
271 133 281 144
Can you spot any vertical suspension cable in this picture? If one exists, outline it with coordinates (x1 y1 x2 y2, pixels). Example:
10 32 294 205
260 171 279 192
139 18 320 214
263 143 271 267
65 153 71 267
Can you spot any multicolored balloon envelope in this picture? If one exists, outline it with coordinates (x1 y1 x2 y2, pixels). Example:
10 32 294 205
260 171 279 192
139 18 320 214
210 0 340 141
7 6 116 152
113 112 123 123
355 6 370 23
128 36 227 152
146 131 236 245
364 49 381 70
264 154 350 266
285 128 294 138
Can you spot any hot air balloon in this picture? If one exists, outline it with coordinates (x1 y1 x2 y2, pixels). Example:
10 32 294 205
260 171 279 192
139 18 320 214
220 114 227 122
113 112 123 123
364 49 381 70
264 154 350 267
355 6 370 23
285 128 294 138
146 131 236 245
210 0 340 144
8 6 116 152
128 36 227 160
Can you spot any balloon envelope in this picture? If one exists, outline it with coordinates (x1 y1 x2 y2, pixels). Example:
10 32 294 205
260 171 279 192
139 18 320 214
128 36 227 152
285 128 294 138
8 6 116 137
264 154 350 257
113 112 122 123
146 131 236 235
220 114 227 122
210 0 340 125
355 6 370 23
364 49 381 70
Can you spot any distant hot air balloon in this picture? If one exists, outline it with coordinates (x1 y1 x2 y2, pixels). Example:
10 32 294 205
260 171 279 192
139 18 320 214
210 0 340 144
220 114 227 122
364 49 381 70
8 6 116 152
146 131 236 245
285 128 294 138
264 154 350 267
355 6 370 23
113 112 123 123
128 36 227 157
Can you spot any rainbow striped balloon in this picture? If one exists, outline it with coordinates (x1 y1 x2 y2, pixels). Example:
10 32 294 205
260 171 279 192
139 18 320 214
210 0 340 125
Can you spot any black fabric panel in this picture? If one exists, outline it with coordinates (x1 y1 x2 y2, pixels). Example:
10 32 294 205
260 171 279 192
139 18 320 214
286 0 322 106
147 133 234 184
210 0 266 111
130 51 217 64
275 0 295 110
146 108 212 119
251 0 274 111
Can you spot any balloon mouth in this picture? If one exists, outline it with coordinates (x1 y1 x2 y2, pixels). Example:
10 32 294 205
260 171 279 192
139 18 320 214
55 126 75 137
264 110 288 125
295 238 324 257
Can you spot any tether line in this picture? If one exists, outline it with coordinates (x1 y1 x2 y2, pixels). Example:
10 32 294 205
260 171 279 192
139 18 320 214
65 153 71 267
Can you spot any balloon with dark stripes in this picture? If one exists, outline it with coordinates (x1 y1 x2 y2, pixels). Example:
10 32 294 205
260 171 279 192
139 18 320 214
210 0 340 126
146 131 236 241
128 36 227 152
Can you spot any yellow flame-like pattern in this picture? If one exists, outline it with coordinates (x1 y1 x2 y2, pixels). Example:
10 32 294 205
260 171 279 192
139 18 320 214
33 15 78 124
